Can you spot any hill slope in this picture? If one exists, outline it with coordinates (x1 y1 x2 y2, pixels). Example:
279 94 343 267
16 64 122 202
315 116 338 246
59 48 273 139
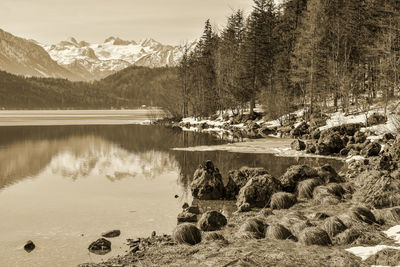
0 29 79 80
0 66 179 109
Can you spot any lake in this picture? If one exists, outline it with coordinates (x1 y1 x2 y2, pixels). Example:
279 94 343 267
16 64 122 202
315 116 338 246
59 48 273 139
0 111 343 266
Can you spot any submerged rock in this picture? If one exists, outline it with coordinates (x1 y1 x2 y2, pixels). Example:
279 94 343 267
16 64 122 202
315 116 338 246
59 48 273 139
102 230 120 238
198 211 227 231
88 238 111 255
24 240 35 253
190 161 225 200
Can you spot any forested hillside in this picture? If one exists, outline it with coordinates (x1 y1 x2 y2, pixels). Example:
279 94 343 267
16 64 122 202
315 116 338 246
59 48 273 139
175 0 400 120
1 0 399 118
0 66 179 109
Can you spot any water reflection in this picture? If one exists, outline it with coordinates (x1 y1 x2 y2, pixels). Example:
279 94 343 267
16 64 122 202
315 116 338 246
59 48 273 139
0 124 343 267
44 137 179 181
0 125 225 189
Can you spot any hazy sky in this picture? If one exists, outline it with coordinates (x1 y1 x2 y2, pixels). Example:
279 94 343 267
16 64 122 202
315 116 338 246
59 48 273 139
0 0 256 45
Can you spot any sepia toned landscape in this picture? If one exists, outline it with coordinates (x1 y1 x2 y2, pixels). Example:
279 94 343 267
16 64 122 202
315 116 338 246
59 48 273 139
1 0 400 266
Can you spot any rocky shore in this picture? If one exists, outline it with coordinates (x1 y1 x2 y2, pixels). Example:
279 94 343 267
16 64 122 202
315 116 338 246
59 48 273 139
79 107 400 266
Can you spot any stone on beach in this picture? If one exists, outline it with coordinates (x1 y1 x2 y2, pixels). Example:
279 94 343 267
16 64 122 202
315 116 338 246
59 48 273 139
280 165 319 192
190 160 225 200
24 240 35 253
236 173 281 209
101 230 121 238
88 238 111 255
198 211 227 231
172 223 202 245
177 211 198 223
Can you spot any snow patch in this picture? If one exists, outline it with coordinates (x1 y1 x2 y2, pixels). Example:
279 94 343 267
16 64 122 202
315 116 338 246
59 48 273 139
346 225 400 261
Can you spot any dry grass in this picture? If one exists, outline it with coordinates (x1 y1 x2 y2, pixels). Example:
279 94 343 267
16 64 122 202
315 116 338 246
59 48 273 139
299 227 332 246
322 216 347 238
270 192 297 210
265 224 296 241
373 207 400 225
236 218 266 239
172 223 202 245
204 232 226 241
325 183 346 198
349 206 377 225
334 228 362 245
290 220 314 237
297 178 322 199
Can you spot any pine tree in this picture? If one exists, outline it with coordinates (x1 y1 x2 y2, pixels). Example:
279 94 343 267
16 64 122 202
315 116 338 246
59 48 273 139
241 0 277 116
217 10 245 112
292 0 329 118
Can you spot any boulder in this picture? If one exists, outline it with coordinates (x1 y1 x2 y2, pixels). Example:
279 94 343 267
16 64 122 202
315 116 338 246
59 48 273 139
190 161 225 200
367 113 387 126
280 165 319 192
317 132 345 155
88 238 111 255
383 132 395 142
228 167 269 190
340 123 363 136
291 139 306 151
238 202 251 212
172 223 202 245
317 165 344 183
305 142 316 154
185 205 201 214
258 125 277 136
101 230 120 238
177 211 198 223
390 136 400 161
290 122 309 137
311 129 321 140
354 131 367 144
224 176 239 200
24 240 35 253
361 142 381 157
379 154 394 171
198 211 227 231
245 121 261 138
339 147 350 156
236 173 281 208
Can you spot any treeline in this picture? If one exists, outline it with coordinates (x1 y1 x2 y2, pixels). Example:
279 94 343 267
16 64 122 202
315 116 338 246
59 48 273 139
0 67 178 109
175 0 400 120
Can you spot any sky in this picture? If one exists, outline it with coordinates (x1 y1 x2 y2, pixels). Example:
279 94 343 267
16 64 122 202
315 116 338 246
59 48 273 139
0 0 256 45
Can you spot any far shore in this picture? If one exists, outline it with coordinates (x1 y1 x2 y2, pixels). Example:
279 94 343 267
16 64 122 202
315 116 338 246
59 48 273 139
0 109 163 127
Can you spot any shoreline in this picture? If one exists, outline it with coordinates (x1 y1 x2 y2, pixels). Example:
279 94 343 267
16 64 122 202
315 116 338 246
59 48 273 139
81 107 400 266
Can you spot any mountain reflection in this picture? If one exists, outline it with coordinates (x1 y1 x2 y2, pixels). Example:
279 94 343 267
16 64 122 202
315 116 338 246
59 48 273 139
0 125 225 190
44 137 179 181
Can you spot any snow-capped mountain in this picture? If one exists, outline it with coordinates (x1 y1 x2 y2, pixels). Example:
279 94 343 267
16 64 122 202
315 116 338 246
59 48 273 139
41 37 195 80
0 29 79 80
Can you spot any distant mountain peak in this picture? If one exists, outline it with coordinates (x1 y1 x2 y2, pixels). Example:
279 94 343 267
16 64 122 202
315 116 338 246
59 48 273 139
0 28 193 81
68 37 78 44
0 29 79 80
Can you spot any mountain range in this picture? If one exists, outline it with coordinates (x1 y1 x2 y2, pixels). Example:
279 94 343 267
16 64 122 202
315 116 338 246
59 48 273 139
0 29 194 81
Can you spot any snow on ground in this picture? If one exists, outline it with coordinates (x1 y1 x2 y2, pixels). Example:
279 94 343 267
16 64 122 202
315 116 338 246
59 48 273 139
181 117 225 127
173 138 340 159
346 225 400 262
320 112 367 132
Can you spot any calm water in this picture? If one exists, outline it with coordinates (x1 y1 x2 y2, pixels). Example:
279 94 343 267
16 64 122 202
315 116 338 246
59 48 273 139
0 122 343 266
